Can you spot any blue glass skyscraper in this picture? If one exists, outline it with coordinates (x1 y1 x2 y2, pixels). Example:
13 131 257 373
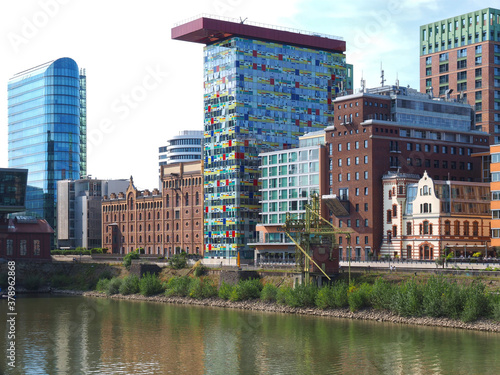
8 58 85 238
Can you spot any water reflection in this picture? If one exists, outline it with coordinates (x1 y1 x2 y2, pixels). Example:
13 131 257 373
0 296 499 374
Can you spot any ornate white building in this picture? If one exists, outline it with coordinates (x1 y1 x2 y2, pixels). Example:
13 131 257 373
382 171 490 259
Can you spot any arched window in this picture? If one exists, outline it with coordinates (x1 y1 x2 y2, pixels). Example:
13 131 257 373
176 194 180 207
157 223 160 230
185 193 189 206
196 192 200 205
444 220 451 235
139 225 142 231
157 212 160 219
148 212 151 220
406 222 412 235
176 223 179 230
473 221 479 236
454 221 460 235
423 221 429 234
464 221 470 236
166 194 170 207
148 224 151 231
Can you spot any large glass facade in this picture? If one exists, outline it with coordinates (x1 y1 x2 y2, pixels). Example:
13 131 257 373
8 58 84 236
203 37 347 259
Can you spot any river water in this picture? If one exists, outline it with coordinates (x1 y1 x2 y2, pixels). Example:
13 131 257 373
0 295 499 374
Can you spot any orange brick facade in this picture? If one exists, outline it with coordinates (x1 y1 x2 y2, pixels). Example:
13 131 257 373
101 161 203 256
491 144 500 247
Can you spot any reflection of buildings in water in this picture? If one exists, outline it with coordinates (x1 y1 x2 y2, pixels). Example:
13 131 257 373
97 302 205 374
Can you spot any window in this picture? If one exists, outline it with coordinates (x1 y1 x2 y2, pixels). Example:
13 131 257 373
407 222 412 235
464 221 470 236
387 210 392 223
439 64 448 73
457 60 467 69
34 240 40 256
20 240 27 256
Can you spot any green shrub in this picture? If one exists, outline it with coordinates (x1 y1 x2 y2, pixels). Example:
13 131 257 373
193 264 207 277
492 298 500 322
461 282 488 322
218 282 234 300
285 283 318 308
139 273 163 296
331 281 349 308
165 276 191 297
119 275 140 295
261 283 278 302
229 278 263 301
49 274 72 288
201 279 218 298
96 278 110 293
422 276 448 317
169 253 188 270
123 251 140 270
348 283 372 312
370 278 394 310
276 286 292 305
315 285 335 309
441 282 464 320
90 248 104 254
24 274 43 290
392 278 423 317
106 277 122 296
188 278 203 299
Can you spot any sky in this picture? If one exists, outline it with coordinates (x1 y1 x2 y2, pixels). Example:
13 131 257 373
0 0 494 190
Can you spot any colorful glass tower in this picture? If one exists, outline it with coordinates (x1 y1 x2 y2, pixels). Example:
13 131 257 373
173 17 348 260
8 58 85 238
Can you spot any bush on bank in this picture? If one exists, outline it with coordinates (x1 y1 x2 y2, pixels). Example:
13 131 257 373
91 273 500 323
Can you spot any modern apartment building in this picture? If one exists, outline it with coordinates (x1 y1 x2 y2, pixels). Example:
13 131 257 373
172 16 351 260
420 8 500 141
325 85 489 260
159 130 203 167
8 58 86 239
252 130 328 264
491 144 500 248
382 171 490 260
57 178 129 249
101 162 203 256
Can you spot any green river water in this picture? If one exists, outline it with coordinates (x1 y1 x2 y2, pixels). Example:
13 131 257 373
0 295 499 374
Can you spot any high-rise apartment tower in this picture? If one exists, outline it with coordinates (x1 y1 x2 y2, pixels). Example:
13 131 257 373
173 16 351 260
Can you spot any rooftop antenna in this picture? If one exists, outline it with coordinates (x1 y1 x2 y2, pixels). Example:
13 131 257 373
239 17 248 24
380 62 386 87
360 71 365 93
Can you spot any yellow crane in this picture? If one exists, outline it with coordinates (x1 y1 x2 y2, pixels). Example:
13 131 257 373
282 194 353 285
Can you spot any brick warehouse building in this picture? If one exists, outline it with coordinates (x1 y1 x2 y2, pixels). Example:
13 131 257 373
323 85 489 260
101 161 203 256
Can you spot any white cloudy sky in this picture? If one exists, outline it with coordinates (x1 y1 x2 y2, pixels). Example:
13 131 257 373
0 0 494 189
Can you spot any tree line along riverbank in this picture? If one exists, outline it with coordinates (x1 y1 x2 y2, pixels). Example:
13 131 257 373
3 261 500 331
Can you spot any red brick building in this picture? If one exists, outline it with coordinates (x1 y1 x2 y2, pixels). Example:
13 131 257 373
419 8 500 141
324 85 489 259
0 217 53 261
101 161 203 256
